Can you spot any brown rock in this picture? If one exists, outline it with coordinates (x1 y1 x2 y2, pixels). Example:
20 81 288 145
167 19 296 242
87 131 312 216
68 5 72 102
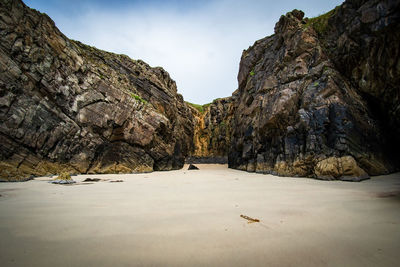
188 97 234 164
314 156 369 181
0 0 195 180
56 172 72 181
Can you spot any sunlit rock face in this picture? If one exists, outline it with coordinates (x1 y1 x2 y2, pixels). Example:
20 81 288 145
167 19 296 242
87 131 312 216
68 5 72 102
0 0 195 180
188 97 234 164
228 0 400 181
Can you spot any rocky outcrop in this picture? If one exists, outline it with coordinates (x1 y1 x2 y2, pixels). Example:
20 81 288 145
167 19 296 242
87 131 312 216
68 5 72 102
188 97 234 164
0 0 195 180
228 0 400 181
1 0 398 182
320 0 400 169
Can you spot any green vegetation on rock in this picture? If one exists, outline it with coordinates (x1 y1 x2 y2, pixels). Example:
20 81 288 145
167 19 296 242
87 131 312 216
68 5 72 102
130 93 148 104
186 102 204 113
304 7 339 35
186 102 210 113
186 98 223 114
202 103 211 110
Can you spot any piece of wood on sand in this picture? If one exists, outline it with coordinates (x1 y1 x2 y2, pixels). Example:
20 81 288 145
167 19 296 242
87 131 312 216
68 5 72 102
240 214 260 223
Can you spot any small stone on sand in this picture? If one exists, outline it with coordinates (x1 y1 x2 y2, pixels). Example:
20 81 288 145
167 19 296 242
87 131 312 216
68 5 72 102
188 164 199 170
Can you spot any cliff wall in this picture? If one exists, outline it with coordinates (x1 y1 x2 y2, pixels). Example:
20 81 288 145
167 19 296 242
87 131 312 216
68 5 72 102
228 0 400 181
0 0 195 180
188 97 234 163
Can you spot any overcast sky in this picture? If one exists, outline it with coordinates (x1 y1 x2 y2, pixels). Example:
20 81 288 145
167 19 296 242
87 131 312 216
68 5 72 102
25 0 343 104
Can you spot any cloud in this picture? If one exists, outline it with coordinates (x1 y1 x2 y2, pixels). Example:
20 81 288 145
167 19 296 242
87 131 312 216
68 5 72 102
28 0 343 104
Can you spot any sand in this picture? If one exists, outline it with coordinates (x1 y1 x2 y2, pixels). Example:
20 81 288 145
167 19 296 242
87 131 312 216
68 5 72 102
0 164 400 267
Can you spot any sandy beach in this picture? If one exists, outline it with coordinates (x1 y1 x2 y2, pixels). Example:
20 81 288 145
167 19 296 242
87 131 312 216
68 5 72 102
1 164 400 267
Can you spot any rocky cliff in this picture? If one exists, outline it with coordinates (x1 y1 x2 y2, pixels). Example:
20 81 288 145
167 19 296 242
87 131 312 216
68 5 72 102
1 0 399 182
320 0 400 170
0 0 195 180
188 97 234 163
228 0 400 181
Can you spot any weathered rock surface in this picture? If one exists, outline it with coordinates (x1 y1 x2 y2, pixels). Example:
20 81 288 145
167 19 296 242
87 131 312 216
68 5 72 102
1 0 398 182
320 0 400 170
0 0 195 180
49 172 76 184
228 0 400 180
188 97 234 164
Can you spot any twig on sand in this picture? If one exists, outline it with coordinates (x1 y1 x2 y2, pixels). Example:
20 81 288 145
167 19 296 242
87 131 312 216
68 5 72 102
240 214 260 223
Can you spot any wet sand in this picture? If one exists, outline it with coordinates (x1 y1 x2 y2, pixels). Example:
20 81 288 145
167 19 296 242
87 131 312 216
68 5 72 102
1 164 400 267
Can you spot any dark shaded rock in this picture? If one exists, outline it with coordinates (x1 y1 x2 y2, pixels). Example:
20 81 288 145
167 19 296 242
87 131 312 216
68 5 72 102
109 180 123 183
318 0 400 173
83 178 101 182
0 0 195 180
50 179 76 184
227 0 400 180
188 164 199 170
186 156 228 164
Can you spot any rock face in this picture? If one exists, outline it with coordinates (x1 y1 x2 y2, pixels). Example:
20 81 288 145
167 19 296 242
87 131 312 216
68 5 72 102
320 0 400 170
1 0 398 182
188 97 234 164
228 0 400 180
0 0 194 180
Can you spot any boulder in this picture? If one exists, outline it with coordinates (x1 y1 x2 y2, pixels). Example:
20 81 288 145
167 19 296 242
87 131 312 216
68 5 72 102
188 164 199 170
50 172 76 184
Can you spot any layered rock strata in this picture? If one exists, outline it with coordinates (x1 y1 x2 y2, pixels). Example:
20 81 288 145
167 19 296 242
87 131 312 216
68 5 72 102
188 97 234 164
228 1 399 181
1 0 399 182
0 0 194 180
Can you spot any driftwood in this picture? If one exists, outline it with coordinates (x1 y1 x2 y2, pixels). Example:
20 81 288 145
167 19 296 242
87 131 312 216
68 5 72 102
240 214 260 223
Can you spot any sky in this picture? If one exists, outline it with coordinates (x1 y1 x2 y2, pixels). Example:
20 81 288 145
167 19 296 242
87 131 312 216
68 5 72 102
24 0 343 104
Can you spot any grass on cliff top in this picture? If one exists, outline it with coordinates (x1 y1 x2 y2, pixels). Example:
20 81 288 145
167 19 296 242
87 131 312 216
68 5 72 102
186 98 222 113
186 101 217 113
304 6 339 35
71 39 132 61
186 102 207 113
